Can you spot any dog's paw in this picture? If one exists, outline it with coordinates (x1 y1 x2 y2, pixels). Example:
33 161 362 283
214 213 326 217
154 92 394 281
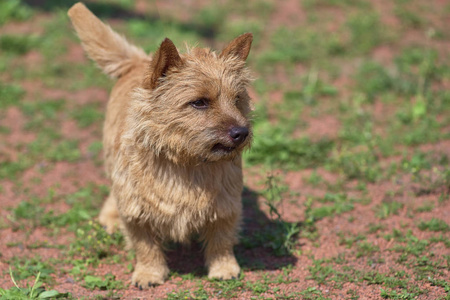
131 266 168 290
98 214 119 234
208 256 240 280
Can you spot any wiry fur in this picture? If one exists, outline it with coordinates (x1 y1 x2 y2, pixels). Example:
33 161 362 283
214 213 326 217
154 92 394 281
68 2 253 288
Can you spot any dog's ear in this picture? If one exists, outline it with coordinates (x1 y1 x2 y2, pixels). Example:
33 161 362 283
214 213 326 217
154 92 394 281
143 38 182 90
220 33 253 61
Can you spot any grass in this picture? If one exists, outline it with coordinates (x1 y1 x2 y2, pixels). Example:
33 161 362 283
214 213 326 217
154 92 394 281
375 200 404 219
70 103 103 128
83 274 124 291
0 0 33 26
0 0 450 298
240 174 300 257
418 218 450 232
0 82 25 109
0 269 70 299
0 35 37 56
346 12 386 54
244 120 333 170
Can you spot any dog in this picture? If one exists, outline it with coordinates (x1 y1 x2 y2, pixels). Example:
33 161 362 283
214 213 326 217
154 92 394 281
68 2 253 289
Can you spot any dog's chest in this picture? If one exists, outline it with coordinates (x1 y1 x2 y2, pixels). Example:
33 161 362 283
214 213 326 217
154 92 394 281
114 157 243 241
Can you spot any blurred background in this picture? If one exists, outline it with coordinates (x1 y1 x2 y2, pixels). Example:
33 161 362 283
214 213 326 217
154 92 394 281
0 0 449 299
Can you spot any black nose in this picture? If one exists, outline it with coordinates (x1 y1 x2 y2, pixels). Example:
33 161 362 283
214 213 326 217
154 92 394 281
229 126 249 145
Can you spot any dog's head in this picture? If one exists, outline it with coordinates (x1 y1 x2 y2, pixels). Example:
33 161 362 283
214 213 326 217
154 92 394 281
129 33 254 165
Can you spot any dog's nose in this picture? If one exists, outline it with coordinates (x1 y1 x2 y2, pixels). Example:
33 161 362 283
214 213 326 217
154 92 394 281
229 126 249 145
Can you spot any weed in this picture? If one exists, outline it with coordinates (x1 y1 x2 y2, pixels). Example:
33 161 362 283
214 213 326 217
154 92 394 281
395 6 424 29
69 221 124 261
418 218 450 232
368 223 385 234
219 19 264 48
299 286 329 300
20 98 66 127
363 271 407 289
429 234 450 248
0 0 33 26
401 151 431 174
166 284 210 300
0 157 33 180
428 277 450 293
46 139 82 162
309 199 354 220
338 232 366 248
126 19 202 53
380 288 418 299
258 27 315 65
0 268 70 299
7 256 55 285
83 274 124 290
71 103 104 128
209 274 244 298
258 174 300 256
346 13 384 54
375 200 404 219
308 259 338 285
11 200 52 229
245 120 333 170
328 148 381 182
193 4 226 35
305 170 323 186
0 34 38 55
355 61 392 101
293 69 338 106
356 241 379 258
0 82 25 109
391 231 429 257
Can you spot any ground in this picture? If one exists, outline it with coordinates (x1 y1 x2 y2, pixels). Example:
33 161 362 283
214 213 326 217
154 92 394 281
0 0 449 299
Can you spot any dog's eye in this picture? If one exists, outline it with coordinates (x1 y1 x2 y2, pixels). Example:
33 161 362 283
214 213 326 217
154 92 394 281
190 98 209 109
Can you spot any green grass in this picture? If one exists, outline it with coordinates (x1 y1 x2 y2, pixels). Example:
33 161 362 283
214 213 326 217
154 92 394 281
69 221 124 261
356 241 379 258
0 35 38 55
355 61 393 102
244 120 333 170
83 274 124 290
126 19 203 53
71 103 103 128
0 269 70 300
7 256 55 285
0 158 33 181
240 175 300 256
346 12 386 54
0 82 25 109
418 218 450 232
0 0 33 26
375 200 404 219
0 0 450 298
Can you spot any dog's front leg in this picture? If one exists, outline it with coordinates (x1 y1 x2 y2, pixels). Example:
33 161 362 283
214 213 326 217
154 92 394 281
203 217 241 280
122 221 169 289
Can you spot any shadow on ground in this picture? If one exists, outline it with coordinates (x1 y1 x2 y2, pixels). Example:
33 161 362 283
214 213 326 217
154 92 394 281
165 187 298 276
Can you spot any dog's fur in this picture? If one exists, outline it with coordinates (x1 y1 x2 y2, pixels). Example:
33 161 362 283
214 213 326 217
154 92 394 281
68 3 253 288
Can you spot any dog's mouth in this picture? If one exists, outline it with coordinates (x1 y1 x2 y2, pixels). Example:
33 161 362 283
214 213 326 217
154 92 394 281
211 143 236 153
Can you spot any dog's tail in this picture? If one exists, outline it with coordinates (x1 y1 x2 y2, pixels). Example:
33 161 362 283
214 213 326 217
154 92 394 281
68 2 147 78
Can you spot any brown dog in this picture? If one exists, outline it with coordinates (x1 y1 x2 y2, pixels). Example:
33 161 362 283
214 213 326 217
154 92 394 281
68 3 253 289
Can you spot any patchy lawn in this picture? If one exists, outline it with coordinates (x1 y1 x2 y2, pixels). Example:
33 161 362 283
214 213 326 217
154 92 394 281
0 0 449 299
